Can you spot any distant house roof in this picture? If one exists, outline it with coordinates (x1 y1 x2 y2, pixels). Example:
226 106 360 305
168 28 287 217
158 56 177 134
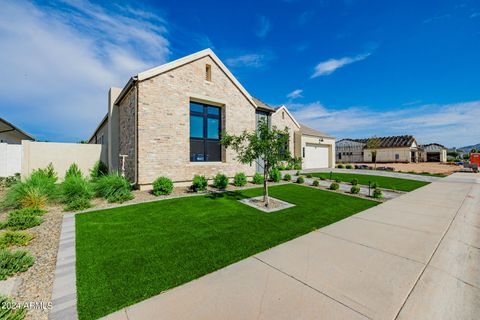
300 123 334 138
421 143 447 149
252 97 275 112
341 135 417 149
0 117 35 141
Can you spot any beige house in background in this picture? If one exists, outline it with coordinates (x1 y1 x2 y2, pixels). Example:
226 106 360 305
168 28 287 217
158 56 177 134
88 49 335 189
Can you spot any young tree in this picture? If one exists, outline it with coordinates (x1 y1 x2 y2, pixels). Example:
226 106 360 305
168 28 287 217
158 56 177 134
366 136 381 169
221 120 290 207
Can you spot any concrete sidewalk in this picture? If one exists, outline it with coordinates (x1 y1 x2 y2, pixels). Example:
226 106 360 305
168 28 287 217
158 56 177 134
104 173 479 320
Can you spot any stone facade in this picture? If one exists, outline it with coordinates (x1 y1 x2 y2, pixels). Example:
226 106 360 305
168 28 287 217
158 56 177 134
136 56 256 187
271 108 300 157
118 87 136 182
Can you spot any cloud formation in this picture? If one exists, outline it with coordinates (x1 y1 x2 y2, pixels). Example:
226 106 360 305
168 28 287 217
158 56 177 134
255 16 271 38
311 53 371 78
0 0 170 141
225 53 271 68
287 89 304 99
288 100 480 147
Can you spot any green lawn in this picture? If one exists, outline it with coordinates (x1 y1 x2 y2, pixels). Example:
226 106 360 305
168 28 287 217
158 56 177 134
309 172 429 191
76 184 377 320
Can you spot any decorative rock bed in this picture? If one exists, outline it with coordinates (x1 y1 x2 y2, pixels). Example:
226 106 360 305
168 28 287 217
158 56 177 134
239 196 295 212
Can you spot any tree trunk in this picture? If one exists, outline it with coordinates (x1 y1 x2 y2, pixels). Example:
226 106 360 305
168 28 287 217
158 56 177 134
263 166 269 207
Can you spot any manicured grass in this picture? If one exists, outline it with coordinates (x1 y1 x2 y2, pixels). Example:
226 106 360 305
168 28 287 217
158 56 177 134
76 184 377 320
310 172 429 191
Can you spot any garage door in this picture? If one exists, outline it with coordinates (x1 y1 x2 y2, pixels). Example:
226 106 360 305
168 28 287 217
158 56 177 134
426 152 440 162
304 144 329 169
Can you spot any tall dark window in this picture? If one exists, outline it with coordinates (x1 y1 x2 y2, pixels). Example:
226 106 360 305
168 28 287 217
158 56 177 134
190 102 221 162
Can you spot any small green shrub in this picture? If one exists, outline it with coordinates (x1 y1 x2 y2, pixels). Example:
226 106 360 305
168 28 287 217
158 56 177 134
289 157 302 170
269 168 281 182
252 173 264 184
283 173 291 181
296 176 304 184
337 164 345 168
319 176 326 180
373 188 383 198
213 174 228 189
0 294 27 319
351 185 360 194
65 163 82 179
3 209 44 231
345 164 353 169
351 178 358 185
152 176 174 195
312 180 319 187
0 231 33 249
90 161 108 180
94 173 133 203
329 182 340 190
335 178 342 183
295 171 301 176
371 181 379 189
60 175 93 211
0 249 35 280
11 208 45 216
192 175 208 192
233 172 247 187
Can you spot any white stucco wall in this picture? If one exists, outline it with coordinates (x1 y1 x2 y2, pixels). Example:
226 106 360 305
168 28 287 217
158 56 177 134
0 143 22 177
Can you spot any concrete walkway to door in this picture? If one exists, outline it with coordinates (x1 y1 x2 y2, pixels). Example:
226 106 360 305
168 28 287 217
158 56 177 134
104 173 480 320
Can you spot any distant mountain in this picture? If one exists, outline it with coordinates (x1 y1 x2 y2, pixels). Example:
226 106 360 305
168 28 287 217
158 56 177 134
457 143 480 152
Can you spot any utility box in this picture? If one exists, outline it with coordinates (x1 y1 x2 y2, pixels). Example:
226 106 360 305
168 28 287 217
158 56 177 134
471 153 480 166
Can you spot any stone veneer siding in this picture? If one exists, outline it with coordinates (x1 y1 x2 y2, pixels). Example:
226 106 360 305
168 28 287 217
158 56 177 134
271 109 300 157
118 87 137 182
136 56 256 187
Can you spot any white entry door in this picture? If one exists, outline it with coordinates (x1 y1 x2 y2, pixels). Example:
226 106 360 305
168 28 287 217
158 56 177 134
304 144 329 169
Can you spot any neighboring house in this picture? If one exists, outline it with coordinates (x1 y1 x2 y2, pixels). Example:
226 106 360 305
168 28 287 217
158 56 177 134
89 49 335 189
419 143 447 162
0 117 35 144
336 135 420 163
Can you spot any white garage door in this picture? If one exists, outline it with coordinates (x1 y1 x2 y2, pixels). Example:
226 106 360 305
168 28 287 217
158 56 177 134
304 144 329 169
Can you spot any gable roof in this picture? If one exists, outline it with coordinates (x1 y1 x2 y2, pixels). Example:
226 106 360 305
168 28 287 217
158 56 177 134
274 105 300 128
252 97 275 112
0 117 35 141
115 48 258 109
343 135 417 149
421 143 446 149
300 123 334 138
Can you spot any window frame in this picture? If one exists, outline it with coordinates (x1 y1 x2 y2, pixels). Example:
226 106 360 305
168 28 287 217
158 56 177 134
189 102 222 162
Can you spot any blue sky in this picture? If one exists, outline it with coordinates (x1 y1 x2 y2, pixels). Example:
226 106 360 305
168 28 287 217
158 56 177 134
0 0 479 147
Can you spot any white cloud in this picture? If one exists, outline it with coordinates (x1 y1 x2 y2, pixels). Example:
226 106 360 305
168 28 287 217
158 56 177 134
311 53 371 78
225 53 270 68
470 12 480 18
255 16 271 38
287 89 304 99
0 0 170 141
288 100 480 147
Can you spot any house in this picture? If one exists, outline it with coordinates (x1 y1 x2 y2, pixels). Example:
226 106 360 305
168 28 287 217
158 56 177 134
336 135 420 163
88 49 335 189
419 143 447 162
0 117 35 144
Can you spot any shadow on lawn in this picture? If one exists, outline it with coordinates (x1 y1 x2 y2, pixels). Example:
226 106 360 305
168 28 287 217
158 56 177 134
205 191 250 201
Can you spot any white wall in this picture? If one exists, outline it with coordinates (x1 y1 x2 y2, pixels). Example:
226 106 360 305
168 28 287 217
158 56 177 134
21 141 107 180
0 143 22 177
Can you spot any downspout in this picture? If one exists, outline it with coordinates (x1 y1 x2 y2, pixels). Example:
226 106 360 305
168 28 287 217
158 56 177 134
134 82 139 186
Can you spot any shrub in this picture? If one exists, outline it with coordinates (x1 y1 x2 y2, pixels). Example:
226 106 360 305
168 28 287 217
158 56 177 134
351 178 358 185
65 163 82 179
60 175 93 211
277 164 286 171
0 231 33 249
94 173 133 203
283 173 291 181
295 171 301 176
2 165 58 209
288 157 302 170
373 188 383 198
213 174 228 189
335 178 342 183
0 294 27 319
306 174 313 178
345 164 353 169
371 181 379 189
329 182 339 190
312 180 319 187
319 176 326 180
337 164 345 169
269 168 281 182
351 185 360 194
192 175 208 192
0 249 35 280
152 176 174 195
296 176 304 184
233 172 247 187
90 161 108 180
3 209 44 231
252 173 264 184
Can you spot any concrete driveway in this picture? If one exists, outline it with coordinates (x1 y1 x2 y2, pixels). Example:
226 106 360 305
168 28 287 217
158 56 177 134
104 173 479 320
